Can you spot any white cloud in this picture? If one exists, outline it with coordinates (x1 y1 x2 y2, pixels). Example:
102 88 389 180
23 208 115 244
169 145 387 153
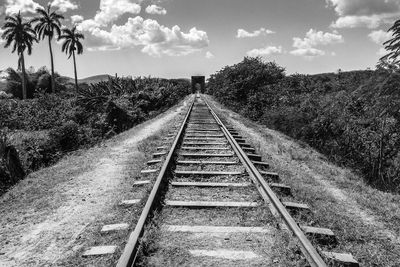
368 30 392 57
205 51 215 59
290 48 325 57
0 29 5 45
78 0 141 31
246 46 283 57
292 29 344 48
377 47 388 57
77 0 208 56
368 29 392 44
71 14 84 24
331 14 397 29
290 29 343 58
145 4 167 15
51 0 78 13
5 0 42 15
236 27 275 38
82 16 209 56
327 0 400 29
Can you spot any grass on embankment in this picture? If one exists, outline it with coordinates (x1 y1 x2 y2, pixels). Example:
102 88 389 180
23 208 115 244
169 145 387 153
206 95 400 267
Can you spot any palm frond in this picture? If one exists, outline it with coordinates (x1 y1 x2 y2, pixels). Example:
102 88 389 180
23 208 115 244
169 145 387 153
76 41 83 54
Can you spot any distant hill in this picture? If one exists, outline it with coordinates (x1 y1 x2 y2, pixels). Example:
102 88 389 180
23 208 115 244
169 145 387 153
78 74 111 84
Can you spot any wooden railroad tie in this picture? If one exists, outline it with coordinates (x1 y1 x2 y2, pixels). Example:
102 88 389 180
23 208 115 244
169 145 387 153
165 200 260 208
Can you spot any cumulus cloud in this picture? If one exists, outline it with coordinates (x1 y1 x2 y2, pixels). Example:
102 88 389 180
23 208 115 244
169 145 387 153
292 29 344 48
71 14 84 24
145 5 167 15
205 51 215 59
291 48 325 57
5 0 42 15
82 16 209 56
290 29 343 58
368 29 392 57
76 0 208 56
368 29 392 44
246 46 283 57
236 27 275 38
78 0 141 31
51 0 78 13
327 0 400 28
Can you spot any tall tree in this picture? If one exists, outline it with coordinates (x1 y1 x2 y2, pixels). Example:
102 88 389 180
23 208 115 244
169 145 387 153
1 12 37 99
59 26 84 93
31 4 64 93
380 19 400 70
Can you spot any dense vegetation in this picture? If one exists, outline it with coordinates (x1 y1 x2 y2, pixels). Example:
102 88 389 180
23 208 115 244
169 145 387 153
0 68 189 193
207 57 400 193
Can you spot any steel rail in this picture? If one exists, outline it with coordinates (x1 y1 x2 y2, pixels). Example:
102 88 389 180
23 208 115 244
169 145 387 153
116 96 195 267
203 96 327 267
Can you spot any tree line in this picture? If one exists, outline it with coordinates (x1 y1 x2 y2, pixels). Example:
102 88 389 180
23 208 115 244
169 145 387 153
1 3 84 99
208 57 400 193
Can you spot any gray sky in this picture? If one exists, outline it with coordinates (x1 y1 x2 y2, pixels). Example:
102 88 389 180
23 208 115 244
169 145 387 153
0 0 397 78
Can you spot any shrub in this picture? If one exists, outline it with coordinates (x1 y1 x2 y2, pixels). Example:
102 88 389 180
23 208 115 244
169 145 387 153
21 137 59 172
49 121 80 152
208 57 400 193
0 73 190 193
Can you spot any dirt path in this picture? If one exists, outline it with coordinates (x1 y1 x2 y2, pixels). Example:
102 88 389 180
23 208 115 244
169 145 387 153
0 98 190 267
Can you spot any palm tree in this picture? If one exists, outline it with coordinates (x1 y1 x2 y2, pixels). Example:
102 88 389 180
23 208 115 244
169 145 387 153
59 26 84 93
31 4 64 93
1 12 37 99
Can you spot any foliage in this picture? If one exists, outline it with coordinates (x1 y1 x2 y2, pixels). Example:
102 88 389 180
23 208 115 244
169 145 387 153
31 4 64 93
3 67 69 99
59 26 84 58
208 57 400 193
31 4 63 41
381 19 400 67
59 26 84 92
1 12 38 99
207 57 285 110
49 121 80 152
0 73 190 181
1 12 37 56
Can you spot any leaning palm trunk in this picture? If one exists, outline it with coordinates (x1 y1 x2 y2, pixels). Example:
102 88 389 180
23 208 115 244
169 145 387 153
72 50 78 94
20 52 27 99
48 36 55 93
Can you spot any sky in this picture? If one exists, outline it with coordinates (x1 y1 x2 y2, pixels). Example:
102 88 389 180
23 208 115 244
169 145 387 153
0 0 398 79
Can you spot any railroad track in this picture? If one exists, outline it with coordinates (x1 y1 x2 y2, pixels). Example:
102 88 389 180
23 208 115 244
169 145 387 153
85 94 360 266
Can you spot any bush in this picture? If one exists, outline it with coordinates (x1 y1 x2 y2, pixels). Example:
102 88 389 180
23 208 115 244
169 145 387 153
49 121 80 152
4 67 70 99
21 137 59 172
0 72 190 193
